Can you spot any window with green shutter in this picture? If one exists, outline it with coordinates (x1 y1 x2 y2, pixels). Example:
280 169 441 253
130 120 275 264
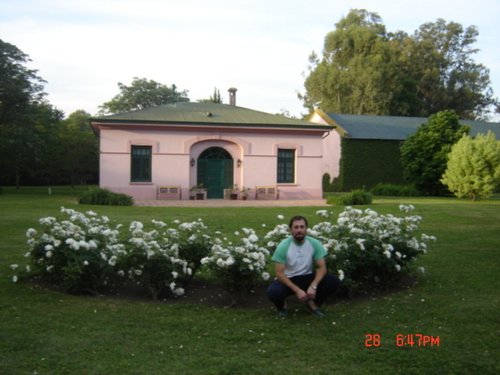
277 149 295 183
131 145 152 182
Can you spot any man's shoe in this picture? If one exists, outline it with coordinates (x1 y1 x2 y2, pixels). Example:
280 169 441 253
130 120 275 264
277 309 289 318
306 305 326 318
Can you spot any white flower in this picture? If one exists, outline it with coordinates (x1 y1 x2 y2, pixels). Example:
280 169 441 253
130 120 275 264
83 260 89 266
418 266 426 274
10 264 18 270
173 287 184 296
262 272 270 280
316 210 330 218
248 234 258 243
26 228 38 238
338 270 345 281
277 214 284 220
355 238 365 250
108 256 117 266
46 250 53 258
395 264 401 272
12 275 18 283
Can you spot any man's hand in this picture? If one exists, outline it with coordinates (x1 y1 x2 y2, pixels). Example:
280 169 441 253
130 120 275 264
306 286 317 299
296 289 309 302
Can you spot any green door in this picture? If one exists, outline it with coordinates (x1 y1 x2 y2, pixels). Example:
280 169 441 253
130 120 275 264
197 147 234 199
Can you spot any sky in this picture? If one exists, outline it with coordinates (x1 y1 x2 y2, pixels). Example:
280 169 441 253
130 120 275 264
1 0 499 119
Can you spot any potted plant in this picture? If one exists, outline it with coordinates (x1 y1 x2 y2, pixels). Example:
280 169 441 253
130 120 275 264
190 184 206 200
240 186 250 200
229 184 239 200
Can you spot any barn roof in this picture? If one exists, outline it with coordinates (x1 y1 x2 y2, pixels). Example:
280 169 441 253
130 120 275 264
320 113 500 140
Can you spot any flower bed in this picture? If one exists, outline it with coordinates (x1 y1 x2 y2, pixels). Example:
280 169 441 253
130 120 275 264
11 205 436 302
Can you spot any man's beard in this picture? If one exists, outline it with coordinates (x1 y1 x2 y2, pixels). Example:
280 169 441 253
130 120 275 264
293 233 305 242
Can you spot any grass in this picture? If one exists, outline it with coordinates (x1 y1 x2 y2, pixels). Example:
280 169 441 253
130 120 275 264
1 187 499 374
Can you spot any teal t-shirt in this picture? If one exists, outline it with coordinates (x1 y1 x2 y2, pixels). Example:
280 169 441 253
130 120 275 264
271 236 327 278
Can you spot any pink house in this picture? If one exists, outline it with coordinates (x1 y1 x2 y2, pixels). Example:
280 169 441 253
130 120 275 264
91 93 333 201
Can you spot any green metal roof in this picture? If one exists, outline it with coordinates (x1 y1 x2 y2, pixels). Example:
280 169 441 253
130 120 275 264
326 113 500 140
92 102 331 129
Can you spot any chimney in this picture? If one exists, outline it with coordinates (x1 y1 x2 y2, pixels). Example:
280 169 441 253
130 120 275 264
228 87 237 106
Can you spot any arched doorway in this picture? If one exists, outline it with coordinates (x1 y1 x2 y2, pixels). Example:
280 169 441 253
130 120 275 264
197 147 234 199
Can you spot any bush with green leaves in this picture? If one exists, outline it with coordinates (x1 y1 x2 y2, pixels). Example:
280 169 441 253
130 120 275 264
371 183 421 196
201 228 270 305
441 131 500 200
120 220 191 299
15 205 435 300
166 219 212 283
330 189 373 205
78 188 133 206
21 208 193 298
25 207 124 293
264 206 435 293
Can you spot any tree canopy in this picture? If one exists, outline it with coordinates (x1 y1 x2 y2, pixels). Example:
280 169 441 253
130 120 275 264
301 9 497 120
0 39 46 125
198 88 223 104
98 77 190 115
400 110 469 195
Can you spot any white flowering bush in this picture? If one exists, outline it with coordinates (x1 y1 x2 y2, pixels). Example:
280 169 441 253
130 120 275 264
311 205 436 290
119 219 191 299
21 208 193 298
25 207 123 293
166 219 212 283
264 206 436 292
15 205 435 301
201 228 270 303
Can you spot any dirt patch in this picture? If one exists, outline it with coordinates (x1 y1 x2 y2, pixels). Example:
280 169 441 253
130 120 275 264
32 275 418 309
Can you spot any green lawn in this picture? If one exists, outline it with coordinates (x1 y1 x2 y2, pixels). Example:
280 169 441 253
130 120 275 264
0 188 499 374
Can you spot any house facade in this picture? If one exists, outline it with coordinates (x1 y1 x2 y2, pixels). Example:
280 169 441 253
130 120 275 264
91 100 332 200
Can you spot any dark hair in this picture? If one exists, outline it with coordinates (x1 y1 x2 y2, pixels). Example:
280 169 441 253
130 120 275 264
288 215 308 228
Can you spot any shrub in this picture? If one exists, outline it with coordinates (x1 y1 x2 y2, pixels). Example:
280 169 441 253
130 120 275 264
335 189 373 205
21 208 191 298
121 220 191 299
311 206 435 291
371 183 421 196
78 188 133 206
25 207 123 293
201 228 270 305
264 207 435 294
159 219 212 284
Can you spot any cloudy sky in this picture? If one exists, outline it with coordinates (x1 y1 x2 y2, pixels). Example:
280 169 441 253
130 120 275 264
1 0 499 119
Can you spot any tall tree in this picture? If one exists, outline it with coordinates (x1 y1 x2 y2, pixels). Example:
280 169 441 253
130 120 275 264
98 77 190 115
56 110 98 186
441 131 500 200
400 110 469 195
410 19 495 119
198 88 223 103
301 10 396 115
0 39 46 125
0 39 54 188
301 10 497 119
